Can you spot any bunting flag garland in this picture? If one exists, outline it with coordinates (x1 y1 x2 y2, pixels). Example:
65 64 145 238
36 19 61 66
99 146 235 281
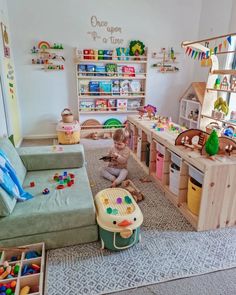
184 34 233 62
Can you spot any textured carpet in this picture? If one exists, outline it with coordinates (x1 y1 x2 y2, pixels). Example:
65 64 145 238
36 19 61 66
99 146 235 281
46 147 236 295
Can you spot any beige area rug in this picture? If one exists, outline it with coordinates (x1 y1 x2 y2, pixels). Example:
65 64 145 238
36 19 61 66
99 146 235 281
46 147 236 295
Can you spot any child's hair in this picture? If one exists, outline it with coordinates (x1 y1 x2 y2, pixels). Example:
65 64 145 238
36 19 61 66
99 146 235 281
113 128 129 143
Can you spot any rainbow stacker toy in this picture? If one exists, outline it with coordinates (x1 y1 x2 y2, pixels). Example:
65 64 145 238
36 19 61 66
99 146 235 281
95 188 143 251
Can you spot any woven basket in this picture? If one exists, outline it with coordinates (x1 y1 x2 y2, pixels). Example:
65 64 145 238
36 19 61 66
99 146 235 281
206 122 221 135
61 108 74 123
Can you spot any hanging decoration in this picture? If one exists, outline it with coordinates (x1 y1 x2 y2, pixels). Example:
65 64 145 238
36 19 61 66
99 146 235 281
183 34 234 63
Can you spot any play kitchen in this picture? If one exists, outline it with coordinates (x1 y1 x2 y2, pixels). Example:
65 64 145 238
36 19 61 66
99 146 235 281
127 114 236 231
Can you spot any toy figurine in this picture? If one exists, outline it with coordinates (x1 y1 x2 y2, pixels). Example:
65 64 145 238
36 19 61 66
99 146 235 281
144 104 157 120
230 76 236 91
137 106 146 119
214 77 221 89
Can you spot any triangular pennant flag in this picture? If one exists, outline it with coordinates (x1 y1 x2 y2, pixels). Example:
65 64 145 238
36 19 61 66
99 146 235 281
185 47 190 54
219 43 222 52
205 51 209 58
214 46 217 54
227 36 231 45
194 51 198 59
188 48 192 56
224 40 227 48
191 50 195 58
198 52 202 60
210 48 213 56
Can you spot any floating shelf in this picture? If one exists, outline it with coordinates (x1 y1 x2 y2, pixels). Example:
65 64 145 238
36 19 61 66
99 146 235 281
206 88 236 93
201 113 236 127
79 110 138 114
77 75 146 80
75 58 147 64
211 69 236 75
78 95 145 99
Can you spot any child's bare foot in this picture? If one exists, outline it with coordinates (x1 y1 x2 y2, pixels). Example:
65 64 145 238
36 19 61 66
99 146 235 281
111 181 117 188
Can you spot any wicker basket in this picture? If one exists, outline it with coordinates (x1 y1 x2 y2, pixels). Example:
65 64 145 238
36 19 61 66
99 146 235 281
206 122 221 135
61 108 74 123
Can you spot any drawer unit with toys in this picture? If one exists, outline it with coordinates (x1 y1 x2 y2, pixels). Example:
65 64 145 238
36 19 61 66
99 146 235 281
0 243 45 295
95 188 143 251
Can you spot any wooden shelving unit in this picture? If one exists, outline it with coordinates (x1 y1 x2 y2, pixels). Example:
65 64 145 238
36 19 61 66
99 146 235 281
74 47 148 134
0 243 45 295
127 114 236 231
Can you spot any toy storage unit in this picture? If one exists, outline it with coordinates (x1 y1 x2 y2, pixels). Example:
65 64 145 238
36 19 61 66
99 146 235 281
169 152 182 196
0 243 45 295
187 165 203 216
95 188 143 251
57 120 80 144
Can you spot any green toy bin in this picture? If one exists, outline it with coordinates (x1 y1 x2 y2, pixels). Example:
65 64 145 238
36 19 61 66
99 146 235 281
95 188 143 251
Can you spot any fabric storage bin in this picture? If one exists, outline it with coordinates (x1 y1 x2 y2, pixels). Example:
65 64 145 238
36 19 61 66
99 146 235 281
170 151 182 167
137 137 142 159
57 120 80 144
95 188 143 251
169 163 180 196
187 177 202 216
156 152 164 180
156 142 165 155
187 164 203 216
145 143 150 167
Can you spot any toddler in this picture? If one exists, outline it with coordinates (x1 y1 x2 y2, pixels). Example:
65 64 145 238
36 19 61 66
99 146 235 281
100 128 130 187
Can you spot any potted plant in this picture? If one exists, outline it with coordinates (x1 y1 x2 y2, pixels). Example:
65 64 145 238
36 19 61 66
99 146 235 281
212 97 229 120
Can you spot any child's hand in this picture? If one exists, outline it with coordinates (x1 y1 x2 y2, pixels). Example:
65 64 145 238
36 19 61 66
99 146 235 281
111 152 118 159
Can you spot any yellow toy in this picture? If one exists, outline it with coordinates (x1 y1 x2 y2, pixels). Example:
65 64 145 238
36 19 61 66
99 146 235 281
20 286 30 295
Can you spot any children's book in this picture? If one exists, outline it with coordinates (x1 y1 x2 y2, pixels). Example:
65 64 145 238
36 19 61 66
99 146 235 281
77 65 87 76
112 80 120 96
122 66 135 77
107 99 116 111
95 99 107 111
116 99 128 111
86 64 96 76
99 81 112 95
120 80 130 96
80 101 95 111
105 63 117 76
89 81 100 96
79 81 89 95
129 80 141 94
95 65 106 76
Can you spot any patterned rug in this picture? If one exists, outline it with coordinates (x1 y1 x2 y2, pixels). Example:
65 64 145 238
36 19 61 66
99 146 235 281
46 147 236 295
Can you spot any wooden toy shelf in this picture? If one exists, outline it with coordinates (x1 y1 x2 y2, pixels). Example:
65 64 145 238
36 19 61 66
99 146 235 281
127 115 236 231
0 243 45 295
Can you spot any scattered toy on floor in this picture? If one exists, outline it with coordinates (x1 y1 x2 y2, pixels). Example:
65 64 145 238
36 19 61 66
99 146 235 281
139 176 152 183
121 179 144 202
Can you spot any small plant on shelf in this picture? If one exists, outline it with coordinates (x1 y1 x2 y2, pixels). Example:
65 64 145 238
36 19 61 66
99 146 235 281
212 96 229 120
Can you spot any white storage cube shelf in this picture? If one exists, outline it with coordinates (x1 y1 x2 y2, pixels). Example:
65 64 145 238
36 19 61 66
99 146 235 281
188 164 204 185
170 151 182 168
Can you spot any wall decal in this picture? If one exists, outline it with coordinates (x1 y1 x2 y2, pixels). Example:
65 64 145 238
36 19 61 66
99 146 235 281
1 22 10 58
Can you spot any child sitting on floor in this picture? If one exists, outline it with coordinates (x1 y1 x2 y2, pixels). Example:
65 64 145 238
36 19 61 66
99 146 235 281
100 128 130 187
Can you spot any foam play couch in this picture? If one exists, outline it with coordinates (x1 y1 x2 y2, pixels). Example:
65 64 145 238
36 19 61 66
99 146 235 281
0 138 98 249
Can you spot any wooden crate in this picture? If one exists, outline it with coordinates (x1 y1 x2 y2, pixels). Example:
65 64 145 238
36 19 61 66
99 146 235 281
0 243 45 295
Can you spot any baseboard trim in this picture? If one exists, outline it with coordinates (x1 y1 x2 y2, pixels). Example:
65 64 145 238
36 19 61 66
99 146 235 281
23 134 57 140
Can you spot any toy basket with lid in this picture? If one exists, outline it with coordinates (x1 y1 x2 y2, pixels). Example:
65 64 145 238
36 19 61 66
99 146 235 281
56 120 80 144
95 188 143 251
61 108 74 123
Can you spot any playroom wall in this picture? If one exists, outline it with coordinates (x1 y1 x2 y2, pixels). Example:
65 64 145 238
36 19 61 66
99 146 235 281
192 0 234 82
6 0 203 138
0 0 22 144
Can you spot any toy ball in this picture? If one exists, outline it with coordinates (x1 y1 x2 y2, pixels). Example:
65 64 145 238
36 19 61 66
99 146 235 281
116 197 122 204
223 128 234 137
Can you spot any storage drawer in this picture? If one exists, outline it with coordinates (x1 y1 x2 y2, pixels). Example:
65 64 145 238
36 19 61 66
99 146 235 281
170 151 182 167
188 164 204 184
156 142 165 155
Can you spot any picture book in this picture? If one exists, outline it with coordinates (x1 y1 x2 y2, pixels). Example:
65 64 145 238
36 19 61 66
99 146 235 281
95 65 106 76
86 64 96 76
99 81 112 95
107 99 116 111
77 65 87 76
95 99 107 111
116 99 128 111
79 80 89 95
80 101 95 111
122 66 135 77
129 80 141 94
89 81 100 95
105 63 117 76
112 80 120 95
120 80 130 96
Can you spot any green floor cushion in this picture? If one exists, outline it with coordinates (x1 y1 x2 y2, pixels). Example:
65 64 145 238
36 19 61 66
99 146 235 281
18 144 85 171
0 138 26 184
0 167 96 240
0 187 16 216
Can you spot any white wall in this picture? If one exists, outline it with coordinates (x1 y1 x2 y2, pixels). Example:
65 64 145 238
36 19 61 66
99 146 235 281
193 0 234 81
7 0 203 137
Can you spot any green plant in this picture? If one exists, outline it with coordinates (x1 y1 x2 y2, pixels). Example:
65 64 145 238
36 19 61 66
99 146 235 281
214 96 229 115
205 130 219 156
